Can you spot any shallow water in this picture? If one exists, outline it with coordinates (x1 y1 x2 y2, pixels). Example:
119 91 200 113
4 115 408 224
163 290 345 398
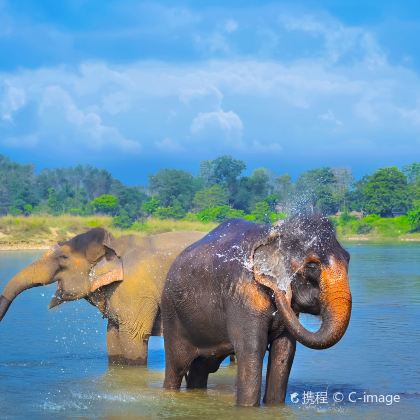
0 244 419 419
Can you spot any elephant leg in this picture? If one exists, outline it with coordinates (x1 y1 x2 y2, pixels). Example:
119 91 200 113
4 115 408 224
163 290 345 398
163 322 196 390
186 356 224 389
229 355 236 364
263 332 296 405
107 320 123 365
233 330 268 406
118 329 149 366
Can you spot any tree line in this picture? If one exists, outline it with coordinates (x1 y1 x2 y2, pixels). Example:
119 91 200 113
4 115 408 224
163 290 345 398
0 154 419 230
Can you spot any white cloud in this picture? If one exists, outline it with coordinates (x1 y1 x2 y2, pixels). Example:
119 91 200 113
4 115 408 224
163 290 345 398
279 13 386 67
190 109 243 144
19 85 140 153
0 81 26 122
179 86 223 110
1 8 420 163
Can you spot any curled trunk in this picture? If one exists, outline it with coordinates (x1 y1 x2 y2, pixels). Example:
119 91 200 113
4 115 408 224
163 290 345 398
259 257 352 350
0 248 59 321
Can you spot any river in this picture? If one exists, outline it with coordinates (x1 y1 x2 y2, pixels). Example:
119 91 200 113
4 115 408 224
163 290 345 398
0 243 419 419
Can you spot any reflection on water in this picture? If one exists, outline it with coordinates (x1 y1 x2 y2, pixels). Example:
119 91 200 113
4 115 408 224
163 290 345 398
0 244 419 419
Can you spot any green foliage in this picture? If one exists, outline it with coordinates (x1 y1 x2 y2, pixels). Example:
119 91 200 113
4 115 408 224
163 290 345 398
407 206 420 231
154 199 186 219
334 213 412 238
200 155 246 190
233 168 273 212
195 205 246 222
0 155 38 215
251 201 271 223
141 196 160 215
360 167 411 217
193 184 229 211
0 153 419 234
356 222 373 234
296 167 339 215
47 188 62 214
90 194 119 215
150 169 196 211
112 210 134 229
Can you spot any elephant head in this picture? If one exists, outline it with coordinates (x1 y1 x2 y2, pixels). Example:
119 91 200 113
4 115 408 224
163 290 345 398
0 228 123 321
253 215 351 350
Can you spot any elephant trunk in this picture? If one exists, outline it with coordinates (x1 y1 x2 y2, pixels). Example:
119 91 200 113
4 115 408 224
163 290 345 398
272 256 352 350
0 247 60 322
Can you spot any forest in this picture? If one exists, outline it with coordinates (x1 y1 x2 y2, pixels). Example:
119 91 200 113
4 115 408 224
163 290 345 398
0 154 419 233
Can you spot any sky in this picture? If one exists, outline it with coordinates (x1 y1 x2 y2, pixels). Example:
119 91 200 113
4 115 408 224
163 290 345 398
0 0 420 184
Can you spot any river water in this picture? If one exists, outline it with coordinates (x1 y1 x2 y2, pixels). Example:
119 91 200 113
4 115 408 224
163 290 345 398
0 243 419 419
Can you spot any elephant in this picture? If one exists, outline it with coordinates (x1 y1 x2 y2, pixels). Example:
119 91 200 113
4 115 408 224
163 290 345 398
161 216 351 406
0 228 204 365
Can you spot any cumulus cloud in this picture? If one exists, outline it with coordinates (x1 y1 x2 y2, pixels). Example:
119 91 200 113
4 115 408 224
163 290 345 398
279 13 386 66
190 109 243 144
0 8 420 164
0 81 26 122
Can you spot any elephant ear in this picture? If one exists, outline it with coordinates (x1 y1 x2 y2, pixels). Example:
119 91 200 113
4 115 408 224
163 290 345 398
87 230 124 293
252 230 289 291
89 251 124 293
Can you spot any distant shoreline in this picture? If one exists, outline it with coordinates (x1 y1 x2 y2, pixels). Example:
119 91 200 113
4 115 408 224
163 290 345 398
1 236 419 252
0 214 419 251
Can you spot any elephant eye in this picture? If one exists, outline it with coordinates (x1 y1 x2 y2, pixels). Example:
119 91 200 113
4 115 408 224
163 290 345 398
58 254 69 265
306 262 319 270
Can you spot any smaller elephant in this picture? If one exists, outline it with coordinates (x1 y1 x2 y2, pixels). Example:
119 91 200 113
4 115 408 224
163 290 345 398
162 216 351 406
0 228 203 365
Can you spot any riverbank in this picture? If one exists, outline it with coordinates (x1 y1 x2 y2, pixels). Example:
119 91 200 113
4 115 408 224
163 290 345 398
0 215 418 250
0 215 216 250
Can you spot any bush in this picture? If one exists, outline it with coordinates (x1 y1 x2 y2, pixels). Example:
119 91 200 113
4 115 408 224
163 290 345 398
356 223 373 234
196 206 246 223
154 205 185 220
141 197 160 215
112 210 134 229
407 206 420 232
90 194 119 215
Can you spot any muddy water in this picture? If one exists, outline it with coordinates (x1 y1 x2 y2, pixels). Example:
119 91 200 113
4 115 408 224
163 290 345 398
0 244 419 419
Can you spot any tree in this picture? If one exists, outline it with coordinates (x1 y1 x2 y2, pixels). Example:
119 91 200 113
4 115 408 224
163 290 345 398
402 163 420 184
360 167 410 217
402 162 420 205
199 156 246 203
0 155 38 215
331 167 353 211
149 169 196 212
141 197 160 216
233 169 272 212
90 194 119 215
295 168 339 215
193 185 229 211
275 174 294 203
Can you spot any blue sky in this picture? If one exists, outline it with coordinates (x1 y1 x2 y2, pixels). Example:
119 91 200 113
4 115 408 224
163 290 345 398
0 0 420 184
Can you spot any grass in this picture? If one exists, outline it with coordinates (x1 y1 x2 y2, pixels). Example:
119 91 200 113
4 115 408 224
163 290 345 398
333 214 420 241
0 214 418 249
0 215 216 248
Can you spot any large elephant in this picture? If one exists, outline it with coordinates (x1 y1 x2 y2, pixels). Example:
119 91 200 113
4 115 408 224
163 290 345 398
0 228 203 365
162 216 351 406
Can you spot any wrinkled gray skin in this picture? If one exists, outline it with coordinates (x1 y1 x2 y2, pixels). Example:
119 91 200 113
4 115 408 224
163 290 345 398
0 228 204 365
162 217 351 406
